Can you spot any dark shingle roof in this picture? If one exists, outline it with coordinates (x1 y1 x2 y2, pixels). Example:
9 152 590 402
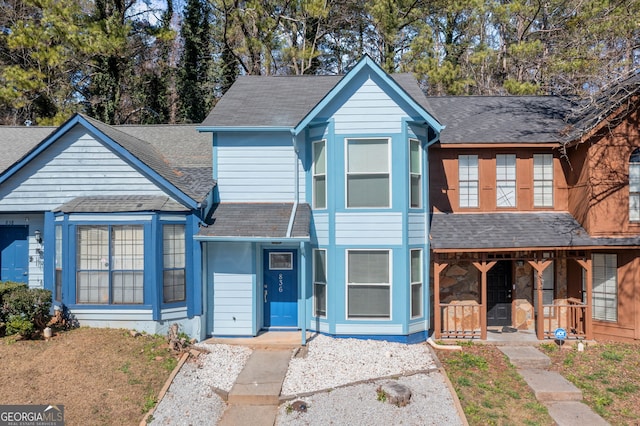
201 73 435 128
425 96 575 144
0 116 213 204
431 212 595 250
197 203 310 239
54 195 188 213
0 127 56 173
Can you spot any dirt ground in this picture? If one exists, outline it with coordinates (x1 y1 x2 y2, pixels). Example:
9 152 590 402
0 328 177 426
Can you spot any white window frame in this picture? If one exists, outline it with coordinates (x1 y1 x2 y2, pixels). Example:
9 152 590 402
592 253 617 322
410 249 423 319
345 249 392 320
409 138 422 208
312 139 327 209
629 149 640 221
459 154 479 208
496 154 516 207
313 249 327 318
533 154 554 207
345 138 391 208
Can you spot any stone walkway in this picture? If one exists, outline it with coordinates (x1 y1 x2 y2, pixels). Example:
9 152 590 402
498 346 610 426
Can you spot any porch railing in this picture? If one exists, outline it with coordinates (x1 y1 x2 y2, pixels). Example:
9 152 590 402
541 298 587 339
439 303 482 339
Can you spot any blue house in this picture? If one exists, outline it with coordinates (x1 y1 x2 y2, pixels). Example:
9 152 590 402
0 114 213 338
197 56 442 343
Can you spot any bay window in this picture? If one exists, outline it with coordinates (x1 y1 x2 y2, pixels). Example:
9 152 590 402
347 250 391 319
313 249 327 317
346 138 390 208
313 140 327 209
163 224 186 303
409 139 422 208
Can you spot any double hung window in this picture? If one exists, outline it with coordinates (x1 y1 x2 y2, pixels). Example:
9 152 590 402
459 155 478 208
346 139 390 208
347 250 391 319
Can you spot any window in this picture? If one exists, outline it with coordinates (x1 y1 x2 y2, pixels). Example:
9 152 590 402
496 154 516 207
533 262 554 317
410 249 422 318
629 149 640 221
346 138 390 208
269 252 293 270
592 253 617 322
347 250 390 318
55 225 62 302
459 155 478 208
313 140 327 209
533 154 554 207
76 225 144 304
409 139 422 208
163 224 186 303
313 249 327 317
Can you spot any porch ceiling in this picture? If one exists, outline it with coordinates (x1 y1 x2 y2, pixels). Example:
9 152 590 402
430 212 595 250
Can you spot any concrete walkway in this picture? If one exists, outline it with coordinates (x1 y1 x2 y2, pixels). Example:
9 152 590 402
498 346 610 426
218 349 292 426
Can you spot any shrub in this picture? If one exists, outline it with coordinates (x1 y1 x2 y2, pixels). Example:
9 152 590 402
0 281 28 324
5 315 35 338
2 288 52 338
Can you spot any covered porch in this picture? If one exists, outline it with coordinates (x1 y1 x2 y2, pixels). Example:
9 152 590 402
429 212 597 341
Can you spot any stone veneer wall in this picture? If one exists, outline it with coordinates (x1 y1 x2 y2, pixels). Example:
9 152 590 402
439 257 568 333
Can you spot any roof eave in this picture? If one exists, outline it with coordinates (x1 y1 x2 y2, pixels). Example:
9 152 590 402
197 126 294 133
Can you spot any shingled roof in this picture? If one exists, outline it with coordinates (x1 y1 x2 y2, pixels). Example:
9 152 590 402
429 212 640 250
197 203 311 239
54 195 188 213
424 96 575 144
0 115 213 204
201 73 436 128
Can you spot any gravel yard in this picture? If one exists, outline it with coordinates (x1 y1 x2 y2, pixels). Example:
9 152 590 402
150 335 464 426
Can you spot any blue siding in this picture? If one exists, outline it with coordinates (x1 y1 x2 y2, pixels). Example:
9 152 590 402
209 242 256 336
215 132 305 202
0 126 171 212
408 213 426 245
335 213 403 245
312 213 329 245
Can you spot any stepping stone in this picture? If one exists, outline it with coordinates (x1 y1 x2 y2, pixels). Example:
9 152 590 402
519 369 582 402
228 349 291 405
498 346 551 369
546 401 610 426
218 404 278 426
379 381 412 406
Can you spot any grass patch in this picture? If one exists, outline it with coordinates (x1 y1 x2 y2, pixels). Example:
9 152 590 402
438 344 555 425
541 341 640 425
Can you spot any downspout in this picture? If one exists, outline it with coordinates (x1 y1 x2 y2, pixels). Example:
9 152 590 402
286 130 306 346
425 125 442 337
286 131 299 237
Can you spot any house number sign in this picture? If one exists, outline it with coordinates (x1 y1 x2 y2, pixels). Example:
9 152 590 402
278 273 284 293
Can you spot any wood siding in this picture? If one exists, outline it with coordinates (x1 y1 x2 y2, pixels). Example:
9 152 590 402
0 126 171 211
566 109 640 236
215 133 305 202
429 147 568 213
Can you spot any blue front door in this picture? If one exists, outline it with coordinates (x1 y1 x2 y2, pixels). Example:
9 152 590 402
0 226 29 283
263 249 298 328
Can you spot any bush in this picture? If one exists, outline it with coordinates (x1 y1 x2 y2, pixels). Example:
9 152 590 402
2 288 52 338
5 315 35 338
0 281 28 323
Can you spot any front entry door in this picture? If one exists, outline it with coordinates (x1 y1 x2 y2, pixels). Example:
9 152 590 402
0 226 29 283
263 249 298 328
487 260 512 326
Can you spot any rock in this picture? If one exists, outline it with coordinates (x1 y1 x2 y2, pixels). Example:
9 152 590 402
129 330 141 337
378 381 411 407
290 400 308 412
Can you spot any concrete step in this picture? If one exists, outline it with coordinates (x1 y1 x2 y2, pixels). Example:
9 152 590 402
498 346 551 369
546 401 610 426
218 404 277 426
519 369 582 402
227 349 291 405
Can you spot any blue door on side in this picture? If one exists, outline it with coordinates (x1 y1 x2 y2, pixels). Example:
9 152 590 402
263 249 298 328
0 226 29 283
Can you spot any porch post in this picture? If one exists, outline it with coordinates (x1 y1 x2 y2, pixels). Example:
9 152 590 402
472 260 497 340
528 259 553 340
576 254 593 340
433 262 447 339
